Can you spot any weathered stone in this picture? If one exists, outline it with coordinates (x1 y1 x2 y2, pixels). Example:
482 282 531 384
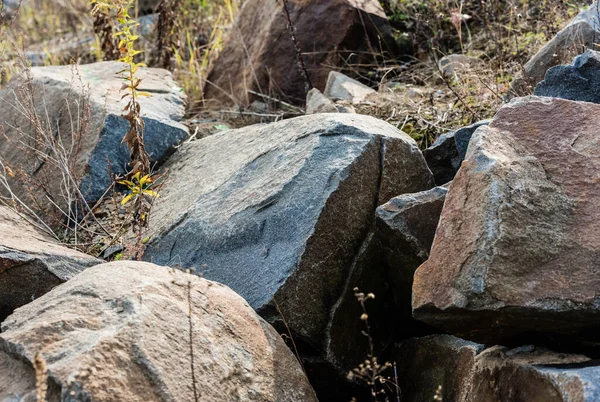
423 120 489 185
521 3 600 88
305 88 338 114
0 61 188 219
535 50 600 104
0 261 317 402
438 54 483 78
0 206 100 322
143 114 433 378
395 335 484 402
377 185 448 272
395 335 600 402
204 0 398 107
414 96 600 344
320 186 446 376
323 71 376 103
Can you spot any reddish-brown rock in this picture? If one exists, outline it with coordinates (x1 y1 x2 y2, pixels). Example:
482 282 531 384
204 0 397 107
413 96 600 344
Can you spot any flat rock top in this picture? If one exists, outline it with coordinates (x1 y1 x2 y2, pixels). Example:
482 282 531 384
148 113 416 238
27 61 186 124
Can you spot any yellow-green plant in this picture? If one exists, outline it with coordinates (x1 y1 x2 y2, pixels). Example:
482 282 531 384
91 0 156 259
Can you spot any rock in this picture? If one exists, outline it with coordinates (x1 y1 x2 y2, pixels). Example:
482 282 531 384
142 114 433 379
0 206 100 322
325 185 447 373
323 71 377 103
204 0 398 107
305 88 338 114
377 185 448 273
438 54 483 78
535 50 600 104
0 61 188 220
0 261 317 402
521 3 600 88
395 335 484 402
396 335 600 402
413 96 600 345
423 120 489 185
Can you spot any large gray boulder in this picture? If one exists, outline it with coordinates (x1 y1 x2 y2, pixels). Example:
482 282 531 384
143 113 434 376
535 49 600 103
0 61 187 220
520 2 600 88
0 206 100 322
414 96 600 345
396 335 600 402
0 261 317 402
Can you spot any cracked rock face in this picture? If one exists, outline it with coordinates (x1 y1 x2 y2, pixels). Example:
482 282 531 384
396 335 600 402
413 96 600 344
0 206 100 322
0 261 317 402
143 113 433 375
0 61 188 219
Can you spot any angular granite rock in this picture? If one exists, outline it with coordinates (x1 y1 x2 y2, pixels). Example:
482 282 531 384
204 0 398 106
323 71 376 103
0 206 100 322
143 114 434 375
0 261 317 402
0 61 187 219
395 335 600 402
535 50 600 104
306 88 339 114
423 120 489 185
522 2 600 87
414 96 600 344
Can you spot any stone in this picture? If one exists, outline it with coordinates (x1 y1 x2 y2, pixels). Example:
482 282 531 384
521 2 600 88
423 120 489 185
395 335 600 402
0 61 188 220
203 0 398 107
323 71 377 103
395 335 484 402
305 88 338 114
142 113 433 378
535 50 600 104
413 96 600 345
325 185 447 373
0 261 317 402
438 54 483 78
377 185 448 273
0 206 100 322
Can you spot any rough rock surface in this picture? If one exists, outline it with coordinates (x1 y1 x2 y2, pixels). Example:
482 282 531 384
535 50 600 104
0 206 100 322
323 71 376 103
521 2 600 88
396 335 600 402
143 113 433 376
0 261 317 402
413 96 600 344
306 88 339 114
423 120 489 185
204 0 397 107
0 61 188 216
